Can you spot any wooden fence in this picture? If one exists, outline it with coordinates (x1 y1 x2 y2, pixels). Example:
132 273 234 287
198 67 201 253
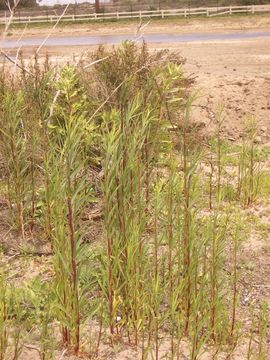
0 4 270 25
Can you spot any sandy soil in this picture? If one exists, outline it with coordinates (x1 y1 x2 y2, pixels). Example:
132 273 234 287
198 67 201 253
170 38 270 141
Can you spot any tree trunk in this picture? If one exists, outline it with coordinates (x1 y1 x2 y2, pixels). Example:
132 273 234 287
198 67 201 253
95 0 100 13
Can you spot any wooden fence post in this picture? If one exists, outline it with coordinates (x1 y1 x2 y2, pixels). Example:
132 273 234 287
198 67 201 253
229 6 232 15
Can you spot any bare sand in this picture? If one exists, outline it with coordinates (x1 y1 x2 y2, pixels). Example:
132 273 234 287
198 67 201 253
172 38 270 140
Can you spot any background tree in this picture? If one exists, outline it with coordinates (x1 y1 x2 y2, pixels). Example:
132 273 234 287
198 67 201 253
95 0 100 12
0 0 37 10
19 0 37 6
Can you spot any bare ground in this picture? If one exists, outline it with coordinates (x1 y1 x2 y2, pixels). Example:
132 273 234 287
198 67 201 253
166 38 270 141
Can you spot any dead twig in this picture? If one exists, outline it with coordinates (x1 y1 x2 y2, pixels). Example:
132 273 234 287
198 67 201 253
0 48 31 73
32 3 70 58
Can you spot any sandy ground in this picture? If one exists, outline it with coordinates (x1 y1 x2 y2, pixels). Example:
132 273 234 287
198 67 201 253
173 38 270 141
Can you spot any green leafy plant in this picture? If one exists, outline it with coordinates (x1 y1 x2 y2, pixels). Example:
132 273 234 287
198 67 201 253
46 66 95 354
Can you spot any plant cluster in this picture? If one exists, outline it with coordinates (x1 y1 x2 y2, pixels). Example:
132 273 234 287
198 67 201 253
0 43 269 359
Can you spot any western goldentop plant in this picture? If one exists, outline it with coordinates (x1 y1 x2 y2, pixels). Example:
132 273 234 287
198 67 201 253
45 66 96 354
0 269 9 360
0 90 28 238
0 42 269 359
237 116 262 206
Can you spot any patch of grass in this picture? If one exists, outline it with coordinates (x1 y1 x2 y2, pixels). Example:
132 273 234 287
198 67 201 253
257 170 270 198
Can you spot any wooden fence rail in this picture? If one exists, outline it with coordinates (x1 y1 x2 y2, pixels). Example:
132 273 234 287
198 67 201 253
0 4 270 25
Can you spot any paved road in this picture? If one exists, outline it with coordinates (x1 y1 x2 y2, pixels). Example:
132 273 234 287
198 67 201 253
1 31 270 49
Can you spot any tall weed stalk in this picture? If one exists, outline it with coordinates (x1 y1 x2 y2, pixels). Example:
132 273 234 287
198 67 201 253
46 66 95 354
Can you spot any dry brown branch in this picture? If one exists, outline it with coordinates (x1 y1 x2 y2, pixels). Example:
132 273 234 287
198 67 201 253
33 3 70 58
134 18 151 42
83 56 110 69
2 0 21 42
0 0 31 73
0 1 69 74
0 49 31 73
